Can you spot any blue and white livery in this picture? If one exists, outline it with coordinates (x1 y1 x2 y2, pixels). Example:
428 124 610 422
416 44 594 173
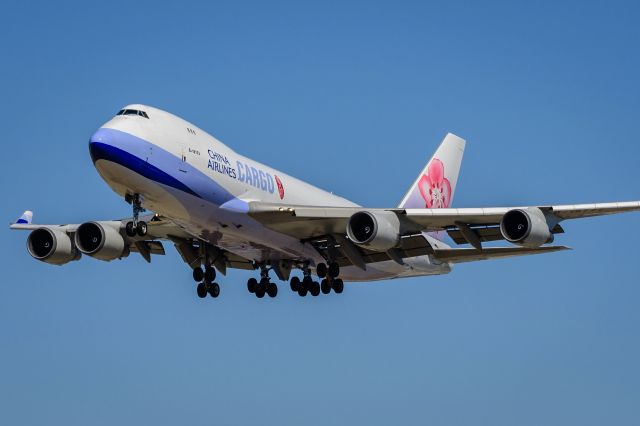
10 104 640 299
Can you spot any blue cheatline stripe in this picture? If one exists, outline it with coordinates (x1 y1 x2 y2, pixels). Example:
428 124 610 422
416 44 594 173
90 142 201 198
88 127 237 206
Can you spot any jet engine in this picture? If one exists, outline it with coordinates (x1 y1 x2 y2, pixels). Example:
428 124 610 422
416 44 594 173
346 210 401 251
27 227 80 265
74 221 128 261
499 207 553 247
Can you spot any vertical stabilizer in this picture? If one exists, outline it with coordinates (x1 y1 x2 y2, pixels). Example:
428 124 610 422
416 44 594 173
398 133 466 209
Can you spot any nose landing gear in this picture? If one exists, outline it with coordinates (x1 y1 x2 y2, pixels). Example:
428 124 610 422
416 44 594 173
124 193 148 237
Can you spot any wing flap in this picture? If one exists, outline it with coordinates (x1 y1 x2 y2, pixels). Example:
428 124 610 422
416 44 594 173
434 245 570 264
310 233 433 268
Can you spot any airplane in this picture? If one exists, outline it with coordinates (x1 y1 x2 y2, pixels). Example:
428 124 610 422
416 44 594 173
10 104 640 300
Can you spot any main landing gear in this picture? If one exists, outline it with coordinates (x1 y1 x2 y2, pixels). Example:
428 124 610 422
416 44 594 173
247 264 278 299
190 242 223 299
289 262 344 297
193 264 220 299
124 193 148 237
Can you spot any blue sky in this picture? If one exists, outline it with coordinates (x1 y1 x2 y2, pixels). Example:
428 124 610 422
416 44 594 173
1 1 639 425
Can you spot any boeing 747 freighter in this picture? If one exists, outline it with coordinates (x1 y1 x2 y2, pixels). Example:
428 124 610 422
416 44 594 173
11 105 640 299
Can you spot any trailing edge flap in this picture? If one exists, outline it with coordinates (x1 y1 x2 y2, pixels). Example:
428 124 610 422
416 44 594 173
433 245 570 264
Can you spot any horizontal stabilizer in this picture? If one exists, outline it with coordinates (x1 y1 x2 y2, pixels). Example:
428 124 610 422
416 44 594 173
433 245 570 264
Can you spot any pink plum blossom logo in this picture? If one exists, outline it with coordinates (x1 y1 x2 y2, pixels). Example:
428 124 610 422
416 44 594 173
417 158 451 208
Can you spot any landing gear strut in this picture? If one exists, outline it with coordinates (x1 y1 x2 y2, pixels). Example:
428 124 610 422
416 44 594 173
125 193 147 237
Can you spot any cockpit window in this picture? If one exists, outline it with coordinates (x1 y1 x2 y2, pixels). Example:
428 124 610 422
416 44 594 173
116 109 149 119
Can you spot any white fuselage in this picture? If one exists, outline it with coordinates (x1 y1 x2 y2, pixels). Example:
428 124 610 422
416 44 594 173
89 104 451 281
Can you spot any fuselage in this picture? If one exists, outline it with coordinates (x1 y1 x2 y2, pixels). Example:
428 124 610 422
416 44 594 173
89 104 451 281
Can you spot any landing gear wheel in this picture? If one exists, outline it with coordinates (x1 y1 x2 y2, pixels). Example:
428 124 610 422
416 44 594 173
136 221 148 237
192 267 204 282
267 283 278 298
125 221 136 237
310 281 320 297
298 286 308 297
255 287 266 298
321 279 331 294
204 266 216 283
333 278 344 294
247 278 257 293
302 276 313 291
208 282 220 298
196 283 207 298
259 277 270 293
290 276 301 292
316 263 327 279
328 262 340 279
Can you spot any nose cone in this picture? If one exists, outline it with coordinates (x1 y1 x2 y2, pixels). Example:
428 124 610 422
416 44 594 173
88 128 115 164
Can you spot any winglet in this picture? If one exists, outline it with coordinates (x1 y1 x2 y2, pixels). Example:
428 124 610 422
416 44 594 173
15 210 33 225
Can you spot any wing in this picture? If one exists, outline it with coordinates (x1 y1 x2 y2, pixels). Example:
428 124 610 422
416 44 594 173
10 213 254 271
247 200 640 238
246 200 640 268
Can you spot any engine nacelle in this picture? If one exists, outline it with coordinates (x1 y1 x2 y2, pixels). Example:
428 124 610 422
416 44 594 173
27 227 80 265
500 207 553 248
346 210 401 252
74 221 128 261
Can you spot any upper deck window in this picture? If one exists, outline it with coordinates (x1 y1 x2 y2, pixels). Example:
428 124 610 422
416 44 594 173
116 109 149 119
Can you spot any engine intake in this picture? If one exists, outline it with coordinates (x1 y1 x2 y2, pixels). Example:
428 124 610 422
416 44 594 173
346 211 401 252
500 208 553 247
75 221 127 261
27 227 79 265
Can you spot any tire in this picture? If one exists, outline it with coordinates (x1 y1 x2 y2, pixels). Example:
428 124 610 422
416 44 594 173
125 221 136 237
267 283 278 298
328 262 340 279
259 277 270 293
298 286 308 297
192 267 204 282
321 279 331 294
255 288 265 298
310 281 320 297
247 278 257 293
208 282 220 298
196 283 207 298
136 221 148 237
333 278 344 294
302 275 313 290
316 263 327 279
204 266 216 283
290 276 300 292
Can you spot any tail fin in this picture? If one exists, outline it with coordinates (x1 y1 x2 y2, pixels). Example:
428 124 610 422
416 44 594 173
15 210 33 225
398 133 466 209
